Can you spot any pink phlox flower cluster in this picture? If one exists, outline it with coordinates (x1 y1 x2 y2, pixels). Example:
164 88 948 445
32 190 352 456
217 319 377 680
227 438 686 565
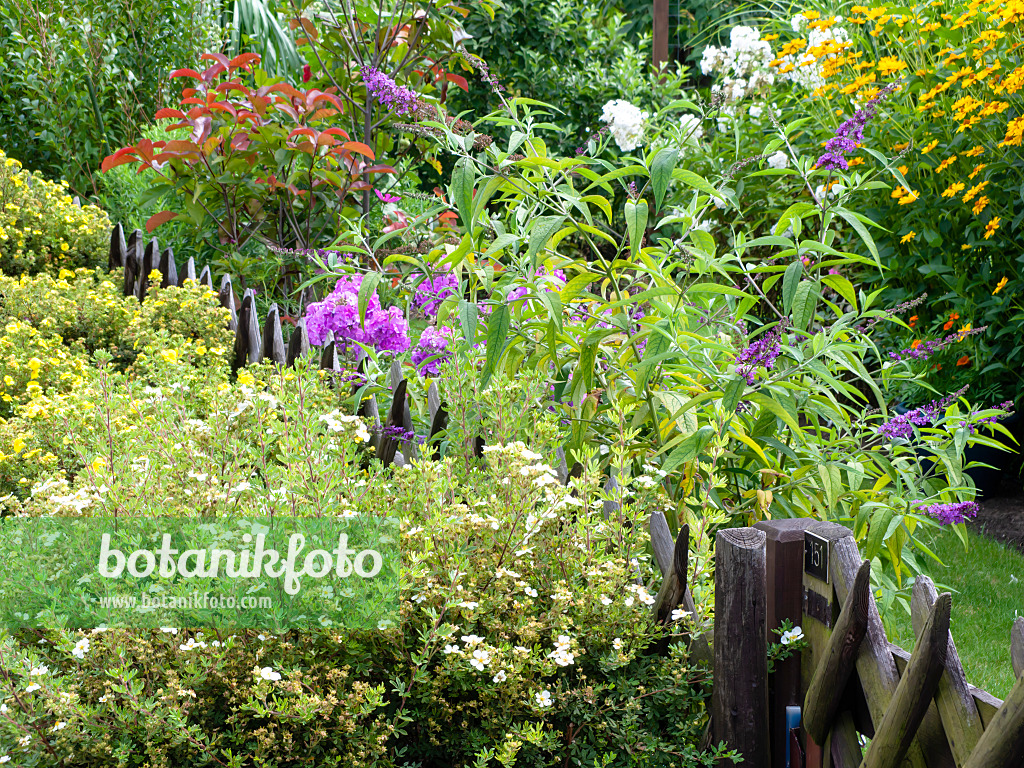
412 325 457 377
305 275 410 354
414 272 460 318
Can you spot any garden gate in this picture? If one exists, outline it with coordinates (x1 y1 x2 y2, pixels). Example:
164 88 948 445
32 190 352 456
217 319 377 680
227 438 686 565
707 519 1024 768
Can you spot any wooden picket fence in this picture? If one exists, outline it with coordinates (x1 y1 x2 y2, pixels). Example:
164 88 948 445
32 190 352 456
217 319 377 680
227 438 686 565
710 519 1024 768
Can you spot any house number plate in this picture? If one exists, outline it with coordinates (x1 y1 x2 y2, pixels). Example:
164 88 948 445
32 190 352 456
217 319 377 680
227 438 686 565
804 531 829 582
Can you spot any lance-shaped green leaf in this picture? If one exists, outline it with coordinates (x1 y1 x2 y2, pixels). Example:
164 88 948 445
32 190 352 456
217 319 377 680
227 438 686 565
526 215 565 270
662 425 717 475
625 199 648 258
782 260 803 314
650 147 679 211
636 318 672 392
481 302 511 387
357 271 383 326
450 157 476 235
458 299 479 343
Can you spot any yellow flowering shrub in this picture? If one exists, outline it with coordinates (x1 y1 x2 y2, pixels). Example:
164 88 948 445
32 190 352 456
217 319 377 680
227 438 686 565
0 269 135 353
0 321 89 419
119 276 235 381
0 148 110 275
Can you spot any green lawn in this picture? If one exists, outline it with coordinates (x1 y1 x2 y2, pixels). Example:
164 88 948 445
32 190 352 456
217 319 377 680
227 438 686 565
886 527 1024 700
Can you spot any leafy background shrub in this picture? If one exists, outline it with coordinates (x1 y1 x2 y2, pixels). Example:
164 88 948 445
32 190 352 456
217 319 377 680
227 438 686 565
0 0 218 199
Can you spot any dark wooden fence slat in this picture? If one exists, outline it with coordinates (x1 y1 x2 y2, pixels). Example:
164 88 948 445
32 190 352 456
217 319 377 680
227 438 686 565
1011 617 1024 679
830 529 931 768
857 594 951 768
652 523 688 625
159 247 178 288
233 289 261 366
138 237 157 300
910 575 984 763
803 560 871 744
109 224 126 271
218 274 238 331
123 231 143 297
179 256 197 286
317 330 337 371
286 318 311 366
198 264 213 289
713 527 769 767
828 710 863 768
755 519 809 768
262 303 286 364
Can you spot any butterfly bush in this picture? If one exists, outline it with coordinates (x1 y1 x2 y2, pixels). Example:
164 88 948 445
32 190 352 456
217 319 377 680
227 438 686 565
305 275 410 353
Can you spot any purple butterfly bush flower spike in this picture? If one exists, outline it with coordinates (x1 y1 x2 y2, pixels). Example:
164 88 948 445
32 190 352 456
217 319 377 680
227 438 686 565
876 386 969 440
913 500 979 525
361 66 420 116
815 81 900 171
735 327 783 385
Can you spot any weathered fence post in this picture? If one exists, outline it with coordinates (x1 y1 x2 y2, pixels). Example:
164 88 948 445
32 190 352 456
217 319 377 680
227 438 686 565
756 519 810 768
911 575 984 762
713 527 769 766
109 223 126 271
829 528 934 768
1011 618 1024 679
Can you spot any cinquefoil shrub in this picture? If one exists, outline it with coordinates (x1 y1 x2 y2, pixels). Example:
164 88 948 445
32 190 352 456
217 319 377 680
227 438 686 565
0 150 109 275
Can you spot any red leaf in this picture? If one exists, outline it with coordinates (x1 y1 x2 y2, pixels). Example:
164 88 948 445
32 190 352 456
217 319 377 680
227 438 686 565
170 68 203 80
446 73 469 92
145 211 179 232
101 151 137 173
228 52 261 70
321 127 350 140
363 164 396 174
343 141 375 160
200 52 231 68
154 108 185 120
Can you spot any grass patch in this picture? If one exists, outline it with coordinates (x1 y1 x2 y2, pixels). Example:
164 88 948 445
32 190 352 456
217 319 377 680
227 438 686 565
886 526 1024 700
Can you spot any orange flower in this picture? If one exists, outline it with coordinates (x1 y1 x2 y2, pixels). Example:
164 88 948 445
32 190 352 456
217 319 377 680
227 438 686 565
909 315 918 328
911 338 922 349
956 355 970 366
943 312 960 331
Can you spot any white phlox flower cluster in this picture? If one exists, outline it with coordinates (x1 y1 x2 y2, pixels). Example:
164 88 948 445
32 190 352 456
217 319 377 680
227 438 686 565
678 114 704 151
767 150 789 169
700 26 775 103
600 99 649 151
776 15 851 90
